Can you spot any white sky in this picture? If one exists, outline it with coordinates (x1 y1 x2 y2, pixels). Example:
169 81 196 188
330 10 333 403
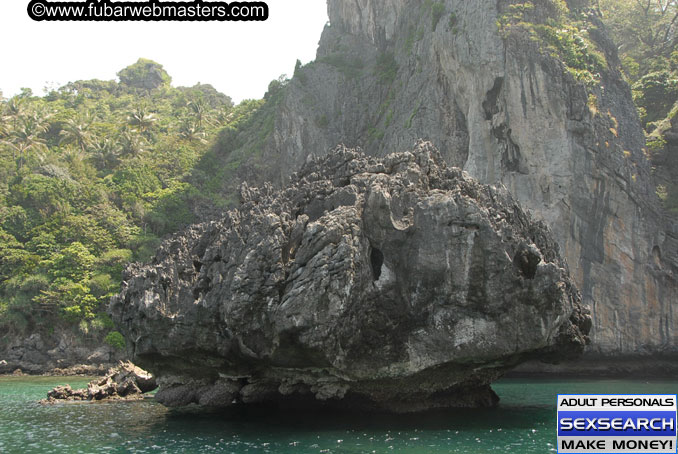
0 0 328 103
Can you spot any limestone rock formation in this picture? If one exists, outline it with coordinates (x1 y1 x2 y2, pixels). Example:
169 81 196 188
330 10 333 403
111 144 589 412
228 0 676 356
41 361 157 403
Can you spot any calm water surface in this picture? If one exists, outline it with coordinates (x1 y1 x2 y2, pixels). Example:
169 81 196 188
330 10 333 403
0 376 676 453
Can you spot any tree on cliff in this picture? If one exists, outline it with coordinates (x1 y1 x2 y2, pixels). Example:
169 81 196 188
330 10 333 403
599 0 678 212
599 0 678 79
599 0 678 125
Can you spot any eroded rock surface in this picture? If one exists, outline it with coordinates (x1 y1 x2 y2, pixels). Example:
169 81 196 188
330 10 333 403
218 0 677 356
111 144 589 412
41 361 157 403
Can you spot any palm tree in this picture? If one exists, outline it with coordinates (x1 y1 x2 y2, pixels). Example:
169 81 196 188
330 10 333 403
62 146 88 168
0 114 8 139
4 98 26 130
89 137 121 170
188 98 211 130
0 97 8 139
117 126 146 157
212 105 233 127
127 105 156 135
59 113 94 153
178 119 207 143
4 115 49 169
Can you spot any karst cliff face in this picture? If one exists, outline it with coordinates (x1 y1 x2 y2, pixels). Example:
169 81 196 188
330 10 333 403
249 0 677 355
111 145 589 411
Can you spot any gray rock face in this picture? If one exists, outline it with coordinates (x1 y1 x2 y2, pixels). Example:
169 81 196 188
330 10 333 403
240 0 677 355
112 144 589 411
0 332 124 375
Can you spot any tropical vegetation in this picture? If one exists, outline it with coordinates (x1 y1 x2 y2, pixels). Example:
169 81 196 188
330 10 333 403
597 0 678 211
0 58 281 348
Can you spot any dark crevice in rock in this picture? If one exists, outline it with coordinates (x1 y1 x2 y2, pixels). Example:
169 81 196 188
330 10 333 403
277 282 286 304
193 276 211 300
482 77 504 120
499 129 523 173
370 247 384 281
513 244 540 280
652 245 662 262
480 77 525 174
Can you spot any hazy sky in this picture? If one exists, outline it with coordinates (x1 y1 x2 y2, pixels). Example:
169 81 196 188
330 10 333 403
0 0 328 103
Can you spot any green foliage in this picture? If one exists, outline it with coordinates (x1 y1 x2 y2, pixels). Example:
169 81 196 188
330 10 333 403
598 1 678 210
104 331 126 350
404 25 421 54
45 241 95 281
498 1 607 85
97 248 133 278
190 79 286 209
405 102 422 129
374 52 399 85
661 184 678 213
587 93 599 115
431 2 446 29
600 0 678 81
632 71 678 125
367 126 385 142
599 0 678 213
117 58 171 91
0 60 234 343
449 12 459 34
144 182 197 236
0 229 31 281
535 24 606 83
599 0 678 128
88 273 117 302
318 53 364 79
316 115 329 129
647 136 668 154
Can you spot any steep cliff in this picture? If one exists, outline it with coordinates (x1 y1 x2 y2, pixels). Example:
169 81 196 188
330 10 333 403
237 0 676 356
112 144 589 411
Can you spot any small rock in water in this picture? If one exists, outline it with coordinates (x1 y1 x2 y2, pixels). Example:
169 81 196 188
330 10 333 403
40 361 157 404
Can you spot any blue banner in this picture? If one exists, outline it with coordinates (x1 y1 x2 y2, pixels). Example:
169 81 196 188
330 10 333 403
558 411 676 437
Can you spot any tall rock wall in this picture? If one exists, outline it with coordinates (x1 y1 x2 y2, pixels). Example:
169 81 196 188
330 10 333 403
252 0 677 355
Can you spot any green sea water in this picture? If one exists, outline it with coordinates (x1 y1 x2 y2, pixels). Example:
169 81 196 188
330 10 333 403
0 376 676 454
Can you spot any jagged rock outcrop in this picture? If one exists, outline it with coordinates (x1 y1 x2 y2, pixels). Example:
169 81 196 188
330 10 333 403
112 144 589 412
41 361 157 403
230 0 676 356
